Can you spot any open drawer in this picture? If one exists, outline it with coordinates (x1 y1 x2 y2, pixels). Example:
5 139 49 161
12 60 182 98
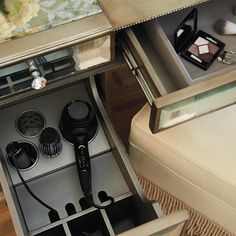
119 1 236 133
0 75 190 236
0 78 154 235
143 0 236 87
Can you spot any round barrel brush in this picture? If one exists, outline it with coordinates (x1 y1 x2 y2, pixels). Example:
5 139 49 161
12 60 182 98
39 127 62 158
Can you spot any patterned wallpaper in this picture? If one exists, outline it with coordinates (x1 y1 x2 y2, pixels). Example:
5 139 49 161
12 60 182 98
0 0 102 43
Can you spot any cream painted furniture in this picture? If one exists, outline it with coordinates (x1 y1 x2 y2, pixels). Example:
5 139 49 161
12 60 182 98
3 0 235 235
129 103 236 235
117 210 189 236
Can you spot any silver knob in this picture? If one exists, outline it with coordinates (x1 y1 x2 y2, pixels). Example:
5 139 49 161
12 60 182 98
27 60 47 90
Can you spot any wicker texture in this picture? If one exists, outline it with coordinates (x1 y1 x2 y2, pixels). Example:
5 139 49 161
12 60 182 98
138 175 234 236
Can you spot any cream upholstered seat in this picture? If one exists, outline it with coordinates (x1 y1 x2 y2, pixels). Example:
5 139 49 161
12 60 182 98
129 103 236 234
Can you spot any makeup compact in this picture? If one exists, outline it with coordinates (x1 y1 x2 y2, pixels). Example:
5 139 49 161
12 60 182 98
174 8 225 70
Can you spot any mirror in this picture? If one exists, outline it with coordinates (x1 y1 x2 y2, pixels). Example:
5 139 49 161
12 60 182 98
174 8 197 53
150 71 236 133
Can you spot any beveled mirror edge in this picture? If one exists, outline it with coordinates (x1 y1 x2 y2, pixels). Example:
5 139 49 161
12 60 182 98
149 70 236 133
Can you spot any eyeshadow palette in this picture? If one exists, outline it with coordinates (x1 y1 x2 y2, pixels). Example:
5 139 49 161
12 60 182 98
174 8 225 70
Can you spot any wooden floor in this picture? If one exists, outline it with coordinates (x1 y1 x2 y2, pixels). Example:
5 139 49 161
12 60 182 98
0 198 16 236
102 65 147 150
0 66 147 236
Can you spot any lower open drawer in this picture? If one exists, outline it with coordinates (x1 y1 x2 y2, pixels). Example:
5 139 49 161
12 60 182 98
0 78 161 236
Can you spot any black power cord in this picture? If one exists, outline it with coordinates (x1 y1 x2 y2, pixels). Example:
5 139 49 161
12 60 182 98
84 191 114 209
14 161 56 212
6 142 58 218
13 155 60 222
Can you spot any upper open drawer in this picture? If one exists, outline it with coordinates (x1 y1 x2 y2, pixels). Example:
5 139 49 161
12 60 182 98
143 0 236 88
120 0 236 133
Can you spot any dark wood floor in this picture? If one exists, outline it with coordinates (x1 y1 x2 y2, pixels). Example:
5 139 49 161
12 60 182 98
102 65 147 150
0 65 146 236
0 198 16 236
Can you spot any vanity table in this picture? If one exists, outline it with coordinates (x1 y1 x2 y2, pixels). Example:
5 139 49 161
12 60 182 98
0 0 235 235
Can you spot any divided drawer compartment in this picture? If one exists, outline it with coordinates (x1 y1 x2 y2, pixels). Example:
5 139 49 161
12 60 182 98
33 194 157 236
35 225 67 236
15 155 129 232
36 208 110 236
0 83 111 186
67 210 109 236
105 195 157 235
0 80 159 235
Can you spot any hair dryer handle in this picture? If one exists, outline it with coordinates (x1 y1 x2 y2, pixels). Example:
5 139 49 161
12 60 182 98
73 134 92 195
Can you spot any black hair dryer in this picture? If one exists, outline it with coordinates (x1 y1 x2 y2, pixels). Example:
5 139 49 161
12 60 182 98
59 100 114 209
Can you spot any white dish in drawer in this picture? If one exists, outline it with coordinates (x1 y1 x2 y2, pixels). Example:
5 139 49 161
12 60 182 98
143 0 236 88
